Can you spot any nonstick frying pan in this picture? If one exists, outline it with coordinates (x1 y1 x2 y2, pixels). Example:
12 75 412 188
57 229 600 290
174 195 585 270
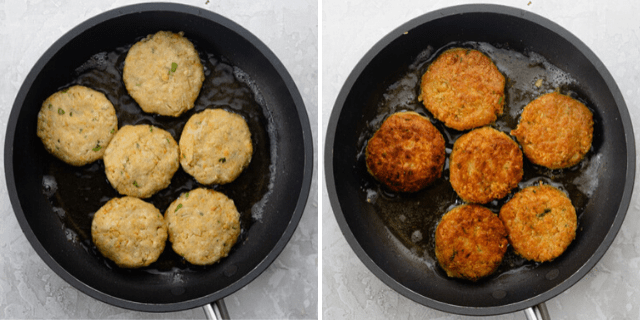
5 2 313 316
325 4 634 318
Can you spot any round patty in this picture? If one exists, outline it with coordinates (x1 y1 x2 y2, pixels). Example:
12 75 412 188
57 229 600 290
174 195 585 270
365 111 446 193
103 125 180 198
418 48 505 131
435 204 508 281
37 85 118 166
123 31 205 117
499 184 577 262
450 127 523 204
179 108 253 185
91 197 167 268
165 188 241 265
511 92 593 169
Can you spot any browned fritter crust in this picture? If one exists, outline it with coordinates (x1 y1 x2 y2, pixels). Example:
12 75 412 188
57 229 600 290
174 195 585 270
365 111 446 193
511 92 593 169
435 204 508 281
499 184 577 262
418 48 505 131
450 127 523 204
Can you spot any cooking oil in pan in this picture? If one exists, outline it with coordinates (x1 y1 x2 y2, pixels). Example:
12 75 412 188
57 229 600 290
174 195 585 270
358 41 601 279
41 39 277 272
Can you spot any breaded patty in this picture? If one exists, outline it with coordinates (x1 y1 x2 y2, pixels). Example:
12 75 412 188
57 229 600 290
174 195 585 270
365 111 446 193
511 92 593 169
418 48 506 131
103 125 180 198
450 127 523 204
91 197 167 268
165 188 241 265
123 31 205 117
499 184 577 262
435 204 508 281
37 85 118 166
179 108 253 185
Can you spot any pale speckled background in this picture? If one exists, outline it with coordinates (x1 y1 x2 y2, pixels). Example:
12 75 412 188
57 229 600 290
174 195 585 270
322 0 640 319
0 0 317 319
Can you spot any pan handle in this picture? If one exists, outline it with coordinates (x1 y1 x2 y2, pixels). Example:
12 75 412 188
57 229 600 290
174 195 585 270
523 302 551 320
203 299 230 320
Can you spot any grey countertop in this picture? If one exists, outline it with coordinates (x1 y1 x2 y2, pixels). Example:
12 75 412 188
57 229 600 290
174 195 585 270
0 0 317 319
322 0 640 319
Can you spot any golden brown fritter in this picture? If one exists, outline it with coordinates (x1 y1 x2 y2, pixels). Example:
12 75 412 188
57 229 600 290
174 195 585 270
511 92 593 169
449 127 523 204
365 111 446 193
435 204 508 281
499 184 577 262
418 48 505 131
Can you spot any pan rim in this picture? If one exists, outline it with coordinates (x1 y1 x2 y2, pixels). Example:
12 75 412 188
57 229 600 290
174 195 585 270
4 2 314 312
324 3 635 316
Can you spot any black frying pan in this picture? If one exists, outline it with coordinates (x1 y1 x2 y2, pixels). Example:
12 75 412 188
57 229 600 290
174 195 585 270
325 4 634 317
5 2 313 315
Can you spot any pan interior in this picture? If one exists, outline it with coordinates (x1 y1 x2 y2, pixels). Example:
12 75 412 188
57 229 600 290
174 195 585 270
7 4 309 312
328 6 632 315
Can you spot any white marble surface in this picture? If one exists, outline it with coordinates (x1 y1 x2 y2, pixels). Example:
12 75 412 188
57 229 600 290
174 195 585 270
0 0 317 319
322 0 640 319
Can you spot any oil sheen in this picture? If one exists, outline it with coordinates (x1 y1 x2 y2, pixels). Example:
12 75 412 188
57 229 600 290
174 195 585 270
358 41 601 279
